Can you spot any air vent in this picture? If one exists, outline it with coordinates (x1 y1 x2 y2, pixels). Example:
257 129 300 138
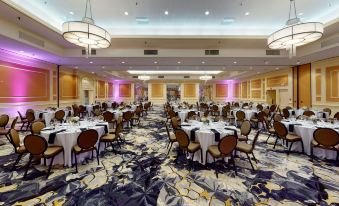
18 31 45 47
321 36 339 48
144 50 158 55
266 49 280 55
184 76 190 79
158 75 164 78
132 76 138 79
205 50 219 55
82 49 96 55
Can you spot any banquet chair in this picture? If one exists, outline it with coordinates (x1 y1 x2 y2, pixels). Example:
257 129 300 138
282 108 290 119
78 105 88 118
54 110 65 123
311 128 339 161
238 120 251 142
0 116 17 141
72 129 99 173
264 117 276 143
165 122 177 156
31 121 45 135
303 110 315 117
236 130 260 171
242 103 249 108
323 108 331 116
211 105 220 116
101 102 108 111
273 113 283 122
203 110 209 118
334 112 339 119
8 129 28 170
234 102 240 108
98 122 122 154
18 111 28 130
256 104 263 111
186 111 197 121
122 111 133 129
206 135 237 177
24 134 64 178
269 105 277 113
273 121 304 154
236 110 246 127
132 106 142 126
0 115 9 135
171 117 181 130
103 111 117 133
174 129 202 170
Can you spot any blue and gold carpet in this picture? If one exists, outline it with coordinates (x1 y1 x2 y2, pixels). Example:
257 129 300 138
0 106 338 205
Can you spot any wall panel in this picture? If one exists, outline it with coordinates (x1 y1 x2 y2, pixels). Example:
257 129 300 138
151 83 164 98
60 72 78 100
326 66 339 102
119 83 131 97
97 80 106 98
251 79 261 89
315 68 321 102
234 83 240 98
183 83 196 98
241 82 247 98
267 75 288 88
251 90 261 99
216 84 228 97
0 61 49 103
108 83 113 98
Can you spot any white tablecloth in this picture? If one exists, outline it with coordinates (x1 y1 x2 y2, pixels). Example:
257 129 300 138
288 109 329 119
232 109 257 120
182 120 236 164
175 109 200 122
281 120 339 159
40 121 109 167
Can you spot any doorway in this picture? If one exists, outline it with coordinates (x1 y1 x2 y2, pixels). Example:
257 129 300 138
167 84 181 102
84 90 89 105
278 89 289 108
83 90 94 105
266 90 276 105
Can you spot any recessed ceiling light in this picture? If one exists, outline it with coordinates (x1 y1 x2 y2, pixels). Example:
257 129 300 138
124 11 129 16
19 50 24 53
91 72 95 74
89 61 93 64
257 72 260 74
297 60 301 65
264 60 269 65
177 61 181 64
205 11 210 15
154 61 158 64
275 67 279 70
75 66 78 69
69 11 74 15
164 11 169 15
201 61 205 64
233 61 237 64
127 70 222 75
102 66 105 69
245 12 250 16
298 12 303 16
121 61 125 64
129 66 132 69
249 66 253 70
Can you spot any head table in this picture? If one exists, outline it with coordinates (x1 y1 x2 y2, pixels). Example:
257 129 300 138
281 119 339 160
40 120 109 167
181 120 237 164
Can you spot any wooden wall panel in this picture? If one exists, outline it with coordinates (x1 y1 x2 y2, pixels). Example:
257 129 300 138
216 84 228 97
108 83 113 98
119 84 131 97
60 73 78 100
326 66 339 102
0 61 49 103
151 84 164 98
97 80 106 98
242 82 247 98
267 75 288 87
234 83 240 98
299 64 311 107
251 79 261 89
183 84 196 98
252 90 261 99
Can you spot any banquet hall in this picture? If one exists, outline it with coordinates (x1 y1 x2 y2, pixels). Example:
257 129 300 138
0 0 338 205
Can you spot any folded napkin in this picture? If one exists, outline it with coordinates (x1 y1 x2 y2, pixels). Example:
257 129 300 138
319 112 326 118
210 129 221 142
181 124 191 127
96 124 108 134
224 127 238 138
292 111 296 116
48 129 67 144
288 124 302 132
41 128 54 131
190 128 199 141
80 128 87 132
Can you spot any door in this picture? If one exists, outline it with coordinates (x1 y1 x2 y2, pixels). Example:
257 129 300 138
298 64 311 108
266 90 276 105
279 89 289 108
84 90 89 105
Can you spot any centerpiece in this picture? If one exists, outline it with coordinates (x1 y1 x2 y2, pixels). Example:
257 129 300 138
309 115 318 124
201 117 210 125
70 116 80 125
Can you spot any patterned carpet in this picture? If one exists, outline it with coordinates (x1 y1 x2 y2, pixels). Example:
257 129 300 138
0 106 338 206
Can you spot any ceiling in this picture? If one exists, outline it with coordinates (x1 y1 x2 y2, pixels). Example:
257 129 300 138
0 0 338 82
3 0 339 37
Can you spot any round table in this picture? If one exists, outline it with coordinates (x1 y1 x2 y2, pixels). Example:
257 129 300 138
181 120 236 164
34 109 73 126
281 119 339 159
40 121 108 167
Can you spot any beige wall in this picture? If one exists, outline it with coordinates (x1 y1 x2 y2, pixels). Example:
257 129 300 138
181 83 199 103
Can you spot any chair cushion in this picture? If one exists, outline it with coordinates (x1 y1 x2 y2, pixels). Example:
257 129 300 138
286 134 302 142
236 142 252 153
16 145 27 154
187 142 201 153
268 128 275 133
109 128 116 134
312 139 339 151
44 146 63 157
0 129 9 135
227 115 235 119
169 133 177 142
101 134 117 142
238 135 248 142
251 119 258 122
207 145 220 157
